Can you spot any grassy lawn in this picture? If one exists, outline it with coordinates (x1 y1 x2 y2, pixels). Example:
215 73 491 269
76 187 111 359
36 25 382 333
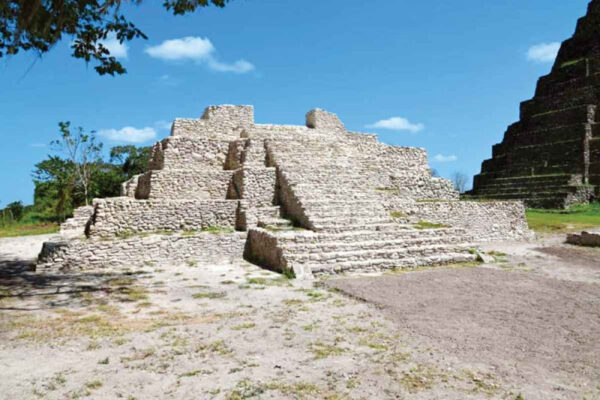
0 222 60 238
526 203 600 233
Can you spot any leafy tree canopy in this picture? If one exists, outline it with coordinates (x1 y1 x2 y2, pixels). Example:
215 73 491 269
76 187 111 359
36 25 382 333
28 123 151 222
5 201 24 221
0 0 231 75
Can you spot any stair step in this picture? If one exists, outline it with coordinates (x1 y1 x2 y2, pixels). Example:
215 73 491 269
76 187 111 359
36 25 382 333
281 236 469 253
258 218 293 228
274 226 465 242
474 185 575 195
305 252 478 275
285 243 472 264
310 217 393 230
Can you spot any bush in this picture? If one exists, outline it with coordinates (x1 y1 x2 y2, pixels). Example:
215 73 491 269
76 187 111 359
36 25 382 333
6 201 24 221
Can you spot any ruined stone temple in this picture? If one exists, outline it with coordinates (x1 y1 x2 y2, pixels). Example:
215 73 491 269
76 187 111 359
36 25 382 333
39 105 532 279
470 0 600 208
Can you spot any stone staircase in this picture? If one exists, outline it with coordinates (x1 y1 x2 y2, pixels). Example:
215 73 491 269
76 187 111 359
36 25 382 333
60 206 94 239
244 137 476 278
469 175 594 208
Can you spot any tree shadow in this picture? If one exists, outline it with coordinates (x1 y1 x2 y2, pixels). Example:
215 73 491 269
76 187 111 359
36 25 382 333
0 254 146 311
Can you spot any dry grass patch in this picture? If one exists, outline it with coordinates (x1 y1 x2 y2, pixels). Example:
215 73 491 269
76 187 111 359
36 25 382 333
193 291 227 300
231 322 256 331
196 339 233 356
4 309 219 342
226 379 327 400
121 347 156 362
309 340 346 360
246 276 292 287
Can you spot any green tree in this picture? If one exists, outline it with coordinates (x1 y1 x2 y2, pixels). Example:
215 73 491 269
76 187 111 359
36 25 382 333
33 156 77 221
6 201 25 221
110 145 151 177
90 161 125 198
29 124 151 221
0 0 232 76
52 122 102 206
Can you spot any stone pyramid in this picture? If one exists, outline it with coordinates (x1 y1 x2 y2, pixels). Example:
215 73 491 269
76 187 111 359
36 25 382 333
39 105 532 279
470 0 600 208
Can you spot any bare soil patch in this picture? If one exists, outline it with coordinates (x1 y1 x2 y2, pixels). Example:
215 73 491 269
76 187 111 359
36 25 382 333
326 267 600 399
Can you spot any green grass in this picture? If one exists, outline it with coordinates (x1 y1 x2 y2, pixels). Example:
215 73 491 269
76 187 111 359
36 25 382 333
192 292 227 300
201 226 234 235
526 203 600 233
413 220 450 230
390 211 408 218
0 222 59 238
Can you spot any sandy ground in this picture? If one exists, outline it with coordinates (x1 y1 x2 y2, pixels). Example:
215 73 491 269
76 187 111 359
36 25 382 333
0 233 599 400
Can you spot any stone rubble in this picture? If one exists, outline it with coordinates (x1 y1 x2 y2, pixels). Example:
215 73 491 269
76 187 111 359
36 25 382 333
566 230 600 247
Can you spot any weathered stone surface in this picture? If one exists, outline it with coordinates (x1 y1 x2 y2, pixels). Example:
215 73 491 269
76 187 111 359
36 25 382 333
60 206 94 239
470 0 600 208
88 198 239 237
38 232 247 271
40 104 533 277
400 201 535 242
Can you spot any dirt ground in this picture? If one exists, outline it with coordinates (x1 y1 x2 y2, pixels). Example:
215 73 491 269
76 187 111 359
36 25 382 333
1 233 599 400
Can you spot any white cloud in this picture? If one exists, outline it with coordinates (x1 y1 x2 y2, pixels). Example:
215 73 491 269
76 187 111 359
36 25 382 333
366 117 424 133
526 42 560 63
100 33 128 59
98 127 156 144
432 154 458 163
145 36 255 73
208 59 255 74
146 37 214 60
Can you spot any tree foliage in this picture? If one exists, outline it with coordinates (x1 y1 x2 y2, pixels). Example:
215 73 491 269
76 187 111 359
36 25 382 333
52 122 103 206
5 201 24 221
33 156 77 221
26 123 151 222
0 0 231 75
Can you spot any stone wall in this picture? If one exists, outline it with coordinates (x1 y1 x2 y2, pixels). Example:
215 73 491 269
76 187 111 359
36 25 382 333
171 105 254 139
121 175 140 198
148 141 165 170
135 170 233 200
399 200 535 241
361 143 431 178
38 232 247 271
385 176 459 201
149 137 230 170
236 201 280 231
225 140 246 170
88 198 239 237
305 109 346 132
229 167 276 206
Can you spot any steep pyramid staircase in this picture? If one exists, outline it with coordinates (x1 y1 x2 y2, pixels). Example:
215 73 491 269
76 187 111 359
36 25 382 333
469 1 600 207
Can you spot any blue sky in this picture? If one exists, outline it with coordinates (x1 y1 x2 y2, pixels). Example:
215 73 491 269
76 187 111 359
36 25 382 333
0 0 591 205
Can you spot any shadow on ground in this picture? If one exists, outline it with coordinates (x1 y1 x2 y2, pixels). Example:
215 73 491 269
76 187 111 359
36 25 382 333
0 247 146 311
